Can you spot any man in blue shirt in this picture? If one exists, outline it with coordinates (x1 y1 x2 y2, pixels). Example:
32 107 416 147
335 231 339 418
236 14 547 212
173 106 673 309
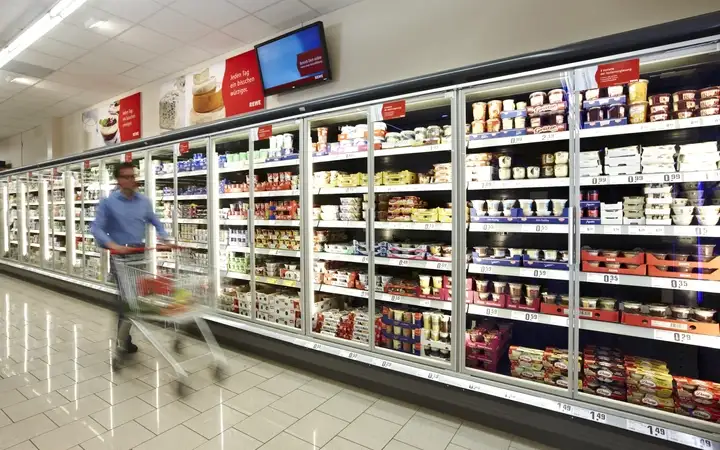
92 162 169 355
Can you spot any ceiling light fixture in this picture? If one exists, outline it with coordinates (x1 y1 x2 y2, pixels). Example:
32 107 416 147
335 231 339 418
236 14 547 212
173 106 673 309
86 19 110 30
10 77 38 86
0 0 87 70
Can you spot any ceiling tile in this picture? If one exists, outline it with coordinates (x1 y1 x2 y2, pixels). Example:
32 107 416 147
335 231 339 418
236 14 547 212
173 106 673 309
141 9 213 43
45 23 109 50
32 80 83 96
89 40 158 65
14 49 69 71
92 0 164 23
274 10 320 30
68 90 122 105
222 15 277 43
141 57 189 76
31 38 88 61
8 90 67 108
116 26 184 54
44 98 87 116
300 0 361 14
122 66 166 83
0 98 45 115
62 56 136 76
170 0 248 28
0 71 36 92
62 5 133 38
194 31 245 55
254 0 313 27
165 45 213 66
227 0 281 13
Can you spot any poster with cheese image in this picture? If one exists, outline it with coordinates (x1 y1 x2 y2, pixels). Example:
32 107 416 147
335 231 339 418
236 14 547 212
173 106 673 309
188 64 226 126
81 93 142 149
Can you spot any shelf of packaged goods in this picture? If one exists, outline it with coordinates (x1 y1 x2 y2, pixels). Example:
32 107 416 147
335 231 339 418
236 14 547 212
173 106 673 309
579 272 720 293
177 241 208 249
80 251 101 257
255 159 299 169
316 220 366 229
315 187 368 195
580 114 720 139
469 223 569 234
9 241 18 245
467 304 569 327
160 218 208 224
376 143 452 157
579 319 720 349
219 192 249 199
254 190 299 198
221 218 248 226
314 253 367 264
375 257 452 271
580 170 720 187
468 178 569 191
168 195 207 201
218 164 249 174
254 248 300 258
312 152 367 163
580 224 720 237
256 276 300 288
468 131 569 149
225 272 251 281
375 183 452 193
375 292 452 310
315 284 369 299
468 264 570 281
225 246 251 254
375 222 453 231
254 220 300 227
28 202 39 206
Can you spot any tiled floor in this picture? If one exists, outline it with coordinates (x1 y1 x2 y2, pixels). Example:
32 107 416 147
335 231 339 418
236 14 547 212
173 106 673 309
0 274 557 450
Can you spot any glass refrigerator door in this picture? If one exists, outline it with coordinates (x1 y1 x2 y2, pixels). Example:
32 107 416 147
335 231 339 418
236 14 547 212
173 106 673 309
1 177 9 258
151 145 177 276
215 131 251 318
8 176 18 260
461 72 574 393
251 121 303 331
48 166 67 273
24 172 41 266
574 43 720 431
75 159 105 282
309 107 370 348
369 93 455 367
65 163 83 277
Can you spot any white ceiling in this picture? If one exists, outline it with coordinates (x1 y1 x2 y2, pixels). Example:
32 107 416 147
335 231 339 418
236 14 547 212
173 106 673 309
0 0 363 140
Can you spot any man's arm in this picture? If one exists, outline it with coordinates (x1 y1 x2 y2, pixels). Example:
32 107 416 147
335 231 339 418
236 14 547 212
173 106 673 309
147 199 170 241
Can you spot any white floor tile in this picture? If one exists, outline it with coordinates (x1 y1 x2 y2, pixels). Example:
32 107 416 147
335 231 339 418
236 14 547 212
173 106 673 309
57 376 115 402
452 423 513 449
44 394 110 427
394 416 457 450
256 372 308 397
413 408 462 429
382 441 420 450
259 432 318 450
0 373 38 394
321 437 371 450
364 398 417 425
233 407 297 443
298 378 344 400
224 387 280 416
19 374 76 398
30 417 105 450
0 411 10 427
68 362 113 383
135 399 200 434
338 413 401 450
194 428 263 450
286 410 348 447
133 424 207 450
180 385 236 412
137 381 196 408
0 414 58 450
90 397 155 430
103 361 155 385
317 391 375 422
271 389 326 418
78 419 155 450
95 379 153 405
219 370 266 394
136 367 177 387
0 388 28 409
510 437 560 450
246 362 286 379
183 404 248 439
3 391 69 422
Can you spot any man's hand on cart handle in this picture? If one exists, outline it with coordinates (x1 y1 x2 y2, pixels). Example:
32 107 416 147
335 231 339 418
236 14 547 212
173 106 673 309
108 242 131 254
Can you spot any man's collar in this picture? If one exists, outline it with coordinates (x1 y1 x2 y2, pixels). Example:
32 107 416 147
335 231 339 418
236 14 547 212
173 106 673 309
111 189 139 201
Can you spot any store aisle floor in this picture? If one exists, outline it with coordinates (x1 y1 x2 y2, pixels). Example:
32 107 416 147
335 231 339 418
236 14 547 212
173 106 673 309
0 275 558 450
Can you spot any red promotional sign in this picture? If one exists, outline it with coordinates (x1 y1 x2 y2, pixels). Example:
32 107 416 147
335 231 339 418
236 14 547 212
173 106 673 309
124 152 133 163
381 100 406 120
84 160 90 169
257 125 273 140
297 47 324 77
118 92 142 142
222 49 265 117
179 141 190 154
595 59 640 88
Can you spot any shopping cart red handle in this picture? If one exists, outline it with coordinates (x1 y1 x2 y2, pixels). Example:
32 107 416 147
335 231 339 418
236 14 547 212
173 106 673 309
109 244 179 255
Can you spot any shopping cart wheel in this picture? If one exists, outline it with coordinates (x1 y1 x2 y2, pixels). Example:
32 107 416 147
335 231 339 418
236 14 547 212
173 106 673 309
176 381 190 396
212 363 226 381
173 338 183 354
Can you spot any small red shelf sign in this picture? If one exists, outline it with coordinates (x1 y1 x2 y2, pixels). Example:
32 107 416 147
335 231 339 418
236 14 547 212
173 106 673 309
381 100 406 120
595 59 640 88
84 160 90 169
257 125 273 140
179 141 190 154
124 152 133 163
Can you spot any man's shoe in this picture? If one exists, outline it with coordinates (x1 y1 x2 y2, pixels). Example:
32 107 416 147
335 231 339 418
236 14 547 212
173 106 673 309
126 338 138 354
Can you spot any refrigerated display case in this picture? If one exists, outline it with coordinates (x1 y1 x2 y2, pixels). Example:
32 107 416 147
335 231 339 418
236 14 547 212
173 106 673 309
2 27 720 449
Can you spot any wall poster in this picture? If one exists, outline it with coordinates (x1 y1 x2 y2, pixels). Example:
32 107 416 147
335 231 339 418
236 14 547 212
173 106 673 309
81 92 142 147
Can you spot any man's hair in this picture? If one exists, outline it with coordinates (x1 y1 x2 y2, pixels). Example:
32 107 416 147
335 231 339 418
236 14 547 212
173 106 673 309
113 162 135 180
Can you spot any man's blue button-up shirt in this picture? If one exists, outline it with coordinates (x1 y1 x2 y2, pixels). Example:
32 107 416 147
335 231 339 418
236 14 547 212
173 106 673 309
91 190 168 248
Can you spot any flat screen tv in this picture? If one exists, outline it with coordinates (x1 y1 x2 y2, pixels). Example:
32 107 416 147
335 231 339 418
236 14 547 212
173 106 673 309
255 21 332 95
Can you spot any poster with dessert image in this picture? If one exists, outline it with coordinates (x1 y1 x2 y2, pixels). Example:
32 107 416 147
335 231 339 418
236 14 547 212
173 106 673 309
82 93 142 148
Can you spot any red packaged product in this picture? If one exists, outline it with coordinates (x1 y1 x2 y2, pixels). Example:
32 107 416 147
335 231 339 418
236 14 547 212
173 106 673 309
675 402 720 422
675 376 720 408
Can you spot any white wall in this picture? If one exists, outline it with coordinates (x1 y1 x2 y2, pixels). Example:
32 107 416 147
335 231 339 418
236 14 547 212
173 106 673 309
40 0 720 159
0 119 54 168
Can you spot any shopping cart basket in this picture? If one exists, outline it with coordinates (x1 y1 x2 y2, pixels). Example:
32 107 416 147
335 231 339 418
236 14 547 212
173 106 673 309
112 246 227 393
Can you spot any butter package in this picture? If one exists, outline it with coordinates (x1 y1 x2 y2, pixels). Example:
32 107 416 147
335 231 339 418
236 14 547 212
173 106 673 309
627 389 674 412
543 347 580 376
583 378 626 401
675 376 720 409
511 364 544 382
626 367 673 397
624 356 669 372
675 402 720 422
508 346 544 365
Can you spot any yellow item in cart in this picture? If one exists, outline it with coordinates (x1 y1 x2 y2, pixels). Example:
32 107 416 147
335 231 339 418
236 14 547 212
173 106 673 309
412 208 439 223
384 170 418 185
174 288 191 304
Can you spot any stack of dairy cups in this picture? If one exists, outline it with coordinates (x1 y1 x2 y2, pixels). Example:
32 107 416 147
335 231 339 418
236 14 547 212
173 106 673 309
600 202 622 224
677 141 720 173
604 145 641 176
644 184 673 225
579 150 602 177
623 196 645 225
641 145 677 174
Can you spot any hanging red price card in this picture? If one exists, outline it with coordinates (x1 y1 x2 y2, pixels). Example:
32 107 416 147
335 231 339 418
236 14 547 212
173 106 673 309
124 152 133 163
381 100 406 120
595 59 639 88
179 141 190 154
257 125 272 140
84 160 90 169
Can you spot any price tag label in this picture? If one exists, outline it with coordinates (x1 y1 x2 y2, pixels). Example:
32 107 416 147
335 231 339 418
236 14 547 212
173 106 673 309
360 256 369 264
267 277 278 284
650 278 690 289
627 420 668 440
432 262 451 271
586 273 621 284
310 342 323 351
662 173 683 183
509 136 524 145
590 176 608 185
511 311 539 322
473 265 494 274
359 290 369 298
607 225 622 234
572 407 608 423
480 223 496 232
483 307 500 317
646 226 665 235
475 181 493 190
627 174 644 183
654 329 693 344
557 402 574 415
422 223 438 230
282 280 296 287
520 268 548 278
629 226 646 235
397 259 410 267
580 225 596 234
521 224 549 233
694 227 710 236
373 358 393 369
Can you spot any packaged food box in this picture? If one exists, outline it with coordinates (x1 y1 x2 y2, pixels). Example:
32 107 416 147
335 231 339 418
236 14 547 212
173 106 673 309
510 363 544 382
627 389 674 412
675 402 720 422
625 367 673 397
675 376 720 409
543 348 579 375
624 356 668 371
582 378 626 401
508 346 544 365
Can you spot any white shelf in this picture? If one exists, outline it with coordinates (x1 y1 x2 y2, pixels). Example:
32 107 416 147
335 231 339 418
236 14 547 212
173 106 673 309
28 202 39 206
178 170 207 178
316 187 368 195
579 272 720 293
254 189 299 197
219 192 249 199
177 241 208 249
171 194 207 201
375 183 451 193
225 246 250 253
468 131 569 149
9 241 18 245
29 243 40 248
222 218 248 226
226 272 251 281
53 247 66 252
28 230 39 234
468 263 569 281
314 253 367 264
375 257 452 271
218 164 249 173
316 284 368 299
468 304 569 327
312 152 367 163
75 199 100 204
375 143 452 157
80 251 101 257
375 292 452 310
74 217 95 221
256 276 300 288
158 261 207 274
53 217 65 221
255 159 299 169
317 220 366 229
580 224 720 237
375 222 452 231
469 223 568 234
580 319 720 349
579 114 720 138
580 170 720 187
254 248 300 258
468 178 569 190
52 231 66 236
160 218 208 224
254 220 300 227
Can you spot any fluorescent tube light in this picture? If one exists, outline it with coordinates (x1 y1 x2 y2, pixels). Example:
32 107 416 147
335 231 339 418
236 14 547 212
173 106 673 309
0 0 87 69
10 77 39 86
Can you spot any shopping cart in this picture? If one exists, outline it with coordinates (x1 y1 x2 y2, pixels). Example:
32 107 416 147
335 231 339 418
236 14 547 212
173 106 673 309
111 246 227 393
